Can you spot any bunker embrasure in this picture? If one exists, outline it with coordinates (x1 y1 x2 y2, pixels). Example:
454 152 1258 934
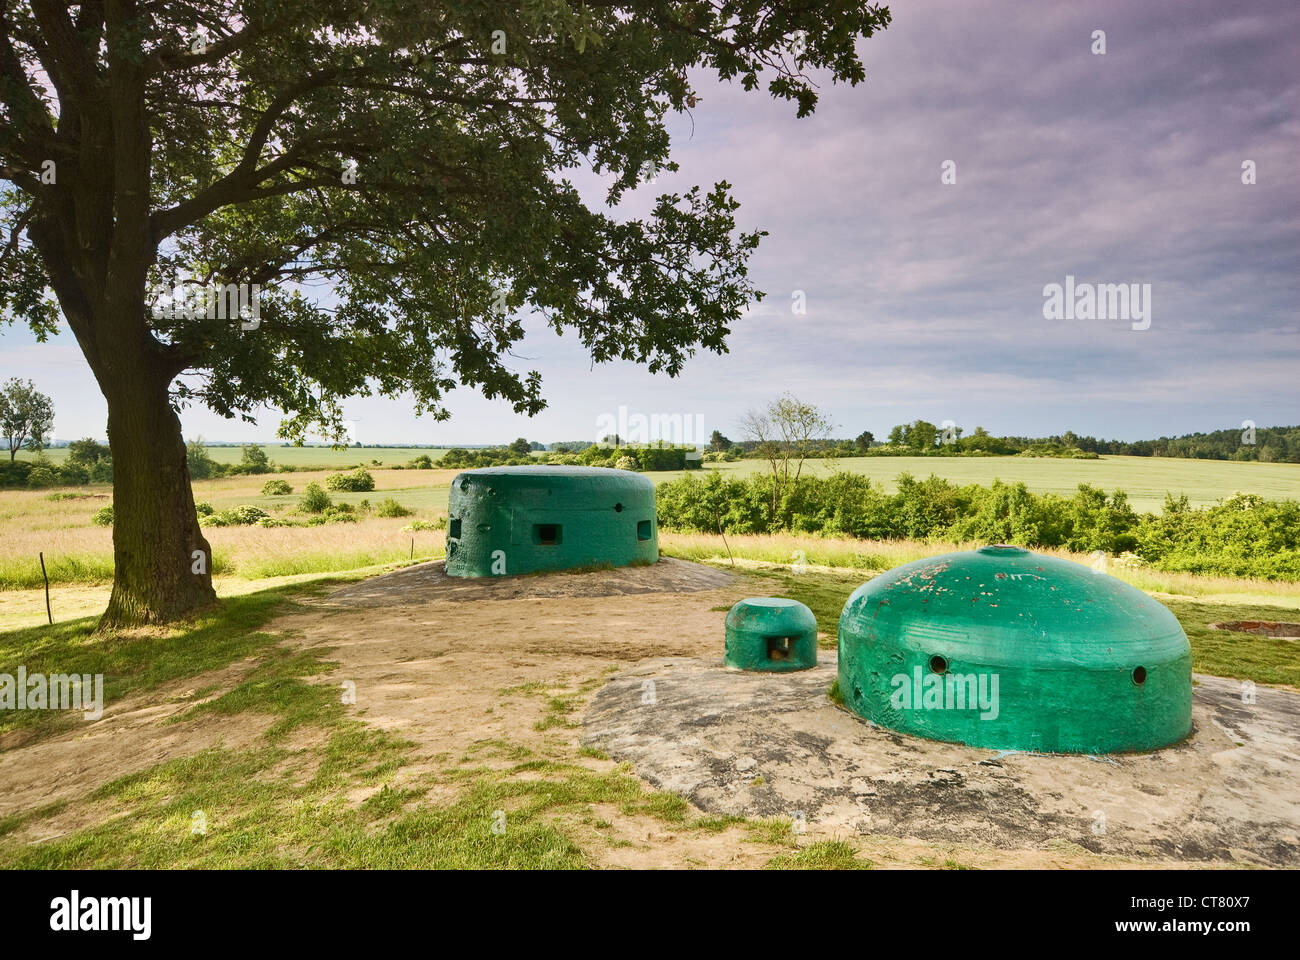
444 466 658 578
836 545 1193 753
724 598 819 672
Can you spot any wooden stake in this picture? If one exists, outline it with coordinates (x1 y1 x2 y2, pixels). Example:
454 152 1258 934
39 551 52 624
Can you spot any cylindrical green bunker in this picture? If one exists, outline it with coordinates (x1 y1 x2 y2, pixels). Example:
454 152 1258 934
725 598 819 672
445 465 657 578
837 546 1192 754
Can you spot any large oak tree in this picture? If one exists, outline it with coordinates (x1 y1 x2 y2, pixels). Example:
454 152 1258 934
0 0 890 627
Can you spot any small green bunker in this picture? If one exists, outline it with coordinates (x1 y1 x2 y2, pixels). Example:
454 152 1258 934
725 598 819 672
445 466 657 578
837 546 1192 754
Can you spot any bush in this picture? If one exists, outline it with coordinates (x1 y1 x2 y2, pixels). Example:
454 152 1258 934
325 468 375 492
408 454 434 469
57 463 89 485
91 504 115 526
299 482 331 513
656 472 1300 582
26 466 60 489
261 478 293 496
403 518 446 532
204 505 270 526
195 501 214 516
375 497 412 518
613 456 638 472
0 459 33 489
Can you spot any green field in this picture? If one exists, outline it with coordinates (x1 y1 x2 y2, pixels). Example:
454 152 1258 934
21 445 455 468
16 448 1300 511
646 455 1300 512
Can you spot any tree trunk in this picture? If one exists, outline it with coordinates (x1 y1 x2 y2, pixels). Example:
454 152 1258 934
99 371 216 629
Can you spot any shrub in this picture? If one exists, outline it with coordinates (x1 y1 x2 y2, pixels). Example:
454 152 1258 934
408 454 434 469
261 478 293 496
26 466 60 488
57 463 89 485
0 459 33 488
204 505 270 526
299 482 331 513
402 518 445 532
325 468 375 492
195 501 214 516
375 497 412 518
613 456 638 471
91 504 115 526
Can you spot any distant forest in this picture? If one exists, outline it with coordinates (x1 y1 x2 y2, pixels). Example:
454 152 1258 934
714 423 1300 464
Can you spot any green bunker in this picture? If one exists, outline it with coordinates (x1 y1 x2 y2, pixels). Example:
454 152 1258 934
445 466 657 578
837 545 1192 754
725 598 819 672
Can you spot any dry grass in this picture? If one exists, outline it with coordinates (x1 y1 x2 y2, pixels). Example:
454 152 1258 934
0 475 448 591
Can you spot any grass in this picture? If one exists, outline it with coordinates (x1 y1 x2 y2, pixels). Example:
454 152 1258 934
0 580 740 869
0 581 334 738
0 470 452 594
766 840 873 870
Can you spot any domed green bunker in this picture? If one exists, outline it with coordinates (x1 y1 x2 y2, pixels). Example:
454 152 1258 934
837 546 1192 754
445 466 657 577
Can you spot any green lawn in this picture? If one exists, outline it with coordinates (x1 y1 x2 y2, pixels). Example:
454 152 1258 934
647 455 1300 511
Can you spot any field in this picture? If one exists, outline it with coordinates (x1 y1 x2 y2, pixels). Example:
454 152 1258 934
19 445 455 468
19 449 1299 511
2 457 1299 631
647 454 1300 511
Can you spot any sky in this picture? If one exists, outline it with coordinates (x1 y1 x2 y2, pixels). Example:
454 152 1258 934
3 0 1297 447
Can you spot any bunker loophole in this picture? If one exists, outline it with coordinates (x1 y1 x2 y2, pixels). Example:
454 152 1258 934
534 523 561 546
637 520 652 541
614 502 624 512
766 636 792 661
1132 666 1147 685
929 654 948 675
448 518 461 539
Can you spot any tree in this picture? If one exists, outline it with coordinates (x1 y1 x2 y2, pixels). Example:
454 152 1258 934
739 393 833 516
186 438 218 480
508 437 532 457
67 436 111 467
709 429 731 452
0 2 891 627
855 430 874 452
0 377 53 460
239 444 271 474
908 420 938 451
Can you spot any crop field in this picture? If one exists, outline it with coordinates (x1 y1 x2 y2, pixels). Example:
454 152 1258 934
17 445 457 468
647 455 1300 511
